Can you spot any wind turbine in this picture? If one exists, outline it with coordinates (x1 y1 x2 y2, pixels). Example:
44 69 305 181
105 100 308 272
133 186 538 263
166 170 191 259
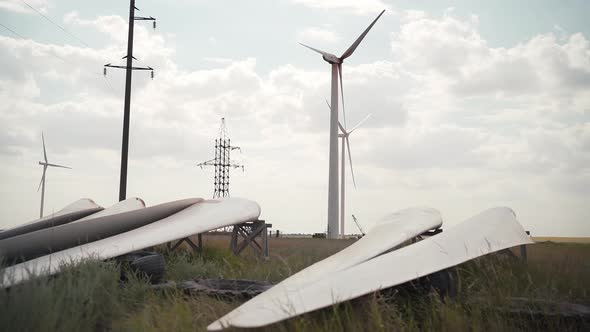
38 133 71 218
327 100 371 238
300 10 385 239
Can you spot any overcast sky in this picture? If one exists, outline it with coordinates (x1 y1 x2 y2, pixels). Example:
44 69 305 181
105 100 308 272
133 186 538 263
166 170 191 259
0 0 588 236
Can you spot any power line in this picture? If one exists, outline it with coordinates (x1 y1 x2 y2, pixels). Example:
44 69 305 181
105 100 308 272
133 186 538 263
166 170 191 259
0 22 27 39
1 21 119 95
20 0 90 48
1 22 69 63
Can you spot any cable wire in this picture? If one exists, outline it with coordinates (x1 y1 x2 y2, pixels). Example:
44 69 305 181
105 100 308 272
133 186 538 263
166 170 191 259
1 21 118 95
20 0 90 48
0 22 27 39
1 22 69 63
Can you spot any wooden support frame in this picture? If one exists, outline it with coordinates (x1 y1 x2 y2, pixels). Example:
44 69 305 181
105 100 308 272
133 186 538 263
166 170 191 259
167 233 203 253
230 220 272 259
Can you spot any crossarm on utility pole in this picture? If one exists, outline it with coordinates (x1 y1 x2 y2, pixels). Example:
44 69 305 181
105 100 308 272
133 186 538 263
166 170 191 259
196 159 216 169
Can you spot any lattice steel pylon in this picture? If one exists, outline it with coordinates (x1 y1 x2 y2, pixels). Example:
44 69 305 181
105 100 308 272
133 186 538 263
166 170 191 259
197 118 243 198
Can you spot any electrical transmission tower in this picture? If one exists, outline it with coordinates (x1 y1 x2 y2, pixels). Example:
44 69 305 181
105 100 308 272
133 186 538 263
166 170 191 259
103 0 156 201
197 118 244 198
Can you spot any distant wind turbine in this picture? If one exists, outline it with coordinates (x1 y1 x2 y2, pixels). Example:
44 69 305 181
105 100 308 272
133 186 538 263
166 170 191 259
300 9 385 239
38 133 71 218
326 100 371 238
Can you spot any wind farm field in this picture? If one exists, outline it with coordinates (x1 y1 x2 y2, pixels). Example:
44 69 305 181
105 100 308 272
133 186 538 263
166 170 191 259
1 235 589 332
532 237 590 244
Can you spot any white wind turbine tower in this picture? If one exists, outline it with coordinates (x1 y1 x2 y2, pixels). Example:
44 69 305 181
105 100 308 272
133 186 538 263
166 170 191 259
327 100 371 238
300 9 385 239
38 133 71 218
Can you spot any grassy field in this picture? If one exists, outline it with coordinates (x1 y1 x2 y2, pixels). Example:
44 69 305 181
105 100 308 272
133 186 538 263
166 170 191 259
532 237 590 244
1 234 589 331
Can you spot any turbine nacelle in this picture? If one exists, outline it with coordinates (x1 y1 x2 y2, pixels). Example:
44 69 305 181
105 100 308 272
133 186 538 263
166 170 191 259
301 9 385 65
322 54 342 65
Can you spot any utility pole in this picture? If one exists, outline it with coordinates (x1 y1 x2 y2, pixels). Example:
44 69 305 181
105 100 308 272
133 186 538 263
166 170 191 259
104 0 156 201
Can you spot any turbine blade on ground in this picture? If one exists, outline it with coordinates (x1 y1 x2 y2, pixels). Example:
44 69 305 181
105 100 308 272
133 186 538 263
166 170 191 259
349 114 372 133
346 137 356 189
340 10 385 60
41 132 47 163
207 207 444 330
325 98 346 133
208 207 531 329
299 43 335 58
46 163 72 169
338 63 347 129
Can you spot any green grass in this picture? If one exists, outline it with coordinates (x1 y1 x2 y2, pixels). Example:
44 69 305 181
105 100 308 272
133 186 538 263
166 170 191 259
1 237 589 331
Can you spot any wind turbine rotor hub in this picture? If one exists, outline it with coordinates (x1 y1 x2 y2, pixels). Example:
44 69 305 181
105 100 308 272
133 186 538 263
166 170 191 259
322 55 342 64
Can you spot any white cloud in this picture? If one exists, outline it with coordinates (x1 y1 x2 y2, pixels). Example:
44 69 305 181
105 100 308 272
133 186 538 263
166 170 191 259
392 11 590 98
393 11 489 76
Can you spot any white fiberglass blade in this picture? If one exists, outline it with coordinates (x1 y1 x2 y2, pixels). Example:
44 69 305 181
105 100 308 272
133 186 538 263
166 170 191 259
0 198 199 262
325 99 346 133
209 207 532 330
41 132 47 163
37 166 47 192
349 114 372 133
345 137 356 189
0 199 102 241
338 63 347 129
340 10 386 60
1 197 260 288
208 207 442 330
45 162 71 169
299 43 335 58
73 197 146 223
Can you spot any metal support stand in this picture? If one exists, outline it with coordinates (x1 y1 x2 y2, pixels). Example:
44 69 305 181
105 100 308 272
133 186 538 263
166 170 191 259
229 220 272 259
167 233 203 254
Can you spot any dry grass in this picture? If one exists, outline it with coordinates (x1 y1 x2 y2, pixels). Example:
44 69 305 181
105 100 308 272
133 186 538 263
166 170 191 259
1 235 589 331
533 237 590 244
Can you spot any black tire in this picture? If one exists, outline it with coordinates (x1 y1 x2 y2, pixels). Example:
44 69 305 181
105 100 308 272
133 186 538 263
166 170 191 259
118 250 166 284
426 268 458 299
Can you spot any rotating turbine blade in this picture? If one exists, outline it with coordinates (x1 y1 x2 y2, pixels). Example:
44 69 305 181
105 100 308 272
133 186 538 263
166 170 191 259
41 132 48 163
338 63 347 129
340 10 386 60
349 114 372 133
299 43 334 58
325 98 346 133
46 163 72 169
37 166 46 192
345 137 357 189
